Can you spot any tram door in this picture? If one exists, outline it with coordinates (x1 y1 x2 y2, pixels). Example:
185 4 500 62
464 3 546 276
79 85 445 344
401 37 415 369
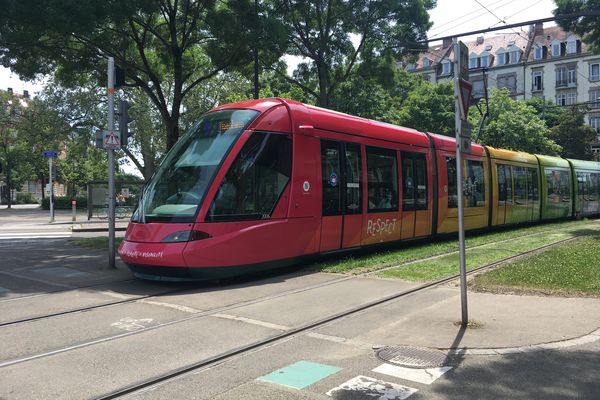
320 140 363 252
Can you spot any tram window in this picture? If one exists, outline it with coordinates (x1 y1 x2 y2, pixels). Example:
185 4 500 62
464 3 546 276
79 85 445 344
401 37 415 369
345 143 362 215
415 154 428 210
366 147 398 212
591 173 600 201
321 141 342 216
513 167 527 205
447 157 458 208
527 168 539 203
497 164 507 205
403 152 428 211
505 165 513 204
207 132 292 221
466 160 485 207
546 169 571 203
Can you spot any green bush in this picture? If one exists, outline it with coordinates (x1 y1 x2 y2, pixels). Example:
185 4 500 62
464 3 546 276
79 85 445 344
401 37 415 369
41 196 87 210
16 192 40 204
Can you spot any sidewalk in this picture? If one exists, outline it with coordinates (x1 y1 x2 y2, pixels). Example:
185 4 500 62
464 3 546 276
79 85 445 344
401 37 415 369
0 204 128 232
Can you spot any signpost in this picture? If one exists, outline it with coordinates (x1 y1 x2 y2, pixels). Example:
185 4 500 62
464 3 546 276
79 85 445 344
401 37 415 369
454 39 471 326
107 57 116 269
43 150 58 223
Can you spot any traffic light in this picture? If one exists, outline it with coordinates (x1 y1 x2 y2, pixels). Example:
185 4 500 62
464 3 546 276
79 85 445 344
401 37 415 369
114 66 126 89
118 100 133 146
95 131 104 149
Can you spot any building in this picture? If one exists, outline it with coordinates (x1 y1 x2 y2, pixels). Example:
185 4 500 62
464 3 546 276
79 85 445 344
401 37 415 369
407 23 600 151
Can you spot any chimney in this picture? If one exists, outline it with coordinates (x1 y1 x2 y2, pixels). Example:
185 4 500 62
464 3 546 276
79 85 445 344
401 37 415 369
443 37 453 49
23 90 29 98
534 23 543 37
7 87 13 94
476 36 484 45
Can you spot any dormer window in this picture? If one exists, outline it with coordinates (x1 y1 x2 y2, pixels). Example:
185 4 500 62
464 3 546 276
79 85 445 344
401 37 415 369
480 53 490 68
423 57 431 68
509 50 520 64
496 48 507 66
469 53 479 69
552 39 562 57
407 63 416 71
441 59 452 75
567 40 577 54
534 44 544 60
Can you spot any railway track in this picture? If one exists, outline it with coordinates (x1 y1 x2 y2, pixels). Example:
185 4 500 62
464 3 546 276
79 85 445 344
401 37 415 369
93 235 579 400
2 221 589 329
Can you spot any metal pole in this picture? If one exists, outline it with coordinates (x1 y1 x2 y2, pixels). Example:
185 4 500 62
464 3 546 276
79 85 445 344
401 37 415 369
107 57 116 269
454 38 468 326
49 157 54 223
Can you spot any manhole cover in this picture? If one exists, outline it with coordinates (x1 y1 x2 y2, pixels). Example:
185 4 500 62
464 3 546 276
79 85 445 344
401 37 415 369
375 345 450 368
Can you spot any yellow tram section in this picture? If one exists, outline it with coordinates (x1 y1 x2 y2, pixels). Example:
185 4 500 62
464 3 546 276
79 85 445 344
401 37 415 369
488 148 541 226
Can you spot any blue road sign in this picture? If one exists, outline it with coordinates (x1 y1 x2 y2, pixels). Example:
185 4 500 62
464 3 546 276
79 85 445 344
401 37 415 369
43 150 58 158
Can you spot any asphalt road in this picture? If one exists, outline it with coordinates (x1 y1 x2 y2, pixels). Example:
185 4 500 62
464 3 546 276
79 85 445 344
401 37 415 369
0 207 599 399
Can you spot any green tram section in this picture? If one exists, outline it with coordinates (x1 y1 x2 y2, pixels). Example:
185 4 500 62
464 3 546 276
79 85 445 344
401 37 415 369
536 155 573 220
567 158 600 217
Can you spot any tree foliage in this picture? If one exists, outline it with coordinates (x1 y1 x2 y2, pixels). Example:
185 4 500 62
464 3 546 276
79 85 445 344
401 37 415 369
472 89 561 155
554 0 600 53
273 0 435 106
549 105 597 159
0 0 281 149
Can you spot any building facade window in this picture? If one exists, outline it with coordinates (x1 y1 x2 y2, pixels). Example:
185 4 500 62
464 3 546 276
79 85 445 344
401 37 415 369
534 45 544 60
532 70 543 92
590 116 600 131
567 67 577 86
556 67 567 87
590 63 600 81
566 38 578 54
497 74 517 94
566 92 577 105
552 40 562 57
590 90 600 109
469 55 478 69
509 50 520 64
557 93 567 105
441 59 452 75
496 49 506 66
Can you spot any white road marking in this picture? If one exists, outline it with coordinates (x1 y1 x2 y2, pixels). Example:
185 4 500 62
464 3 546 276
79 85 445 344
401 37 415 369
111 317 154 331
326 375 417 399
307 332 381 350
212 313 289 331
373 363 453 385
139 300 200 313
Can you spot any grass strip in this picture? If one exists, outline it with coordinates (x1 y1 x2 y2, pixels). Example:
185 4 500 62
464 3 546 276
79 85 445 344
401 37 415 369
71 236 124 250
377 232 574 281
470 234 600 296
313 219 597 274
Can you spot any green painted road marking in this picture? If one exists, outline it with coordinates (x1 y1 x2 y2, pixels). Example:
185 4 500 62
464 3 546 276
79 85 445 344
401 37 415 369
257 360 342 389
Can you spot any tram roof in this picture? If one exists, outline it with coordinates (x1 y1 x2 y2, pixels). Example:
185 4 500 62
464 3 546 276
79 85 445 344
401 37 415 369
211 98 431 148
486 147 538 164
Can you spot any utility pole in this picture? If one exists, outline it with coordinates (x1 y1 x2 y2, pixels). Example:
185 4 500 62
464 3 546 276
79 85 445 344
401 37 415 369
454 38 472 327
107 57 116 269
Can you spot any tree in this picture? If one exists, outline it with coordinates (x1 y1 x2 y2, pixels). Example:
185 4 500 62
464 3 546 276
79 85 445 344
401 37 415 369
272 0 435 106
395 80 454 136
0 0 277 150
554 0 600 53
0 90 29 207
524 97 564 129
549 105 597 159
471 89 562 155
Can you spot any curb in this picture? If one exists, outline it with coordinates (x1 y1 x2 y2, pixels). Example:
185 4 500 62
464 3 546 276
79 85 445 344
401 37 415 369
444 327 600 356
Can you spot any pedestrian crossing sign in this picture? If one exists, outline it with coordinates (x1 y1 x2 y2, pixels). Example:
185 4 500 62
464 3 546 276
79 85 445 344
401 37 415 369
103 130 121 150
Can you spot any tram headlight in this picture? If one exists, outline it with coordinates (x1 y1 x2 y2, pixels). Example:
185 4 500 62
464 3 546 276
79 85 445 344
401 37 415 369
160 230 212 243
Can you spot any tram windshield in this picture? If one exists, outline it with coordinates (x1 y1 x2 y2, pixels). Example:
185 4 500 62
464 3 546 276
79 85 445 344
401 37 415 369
137 109 259 222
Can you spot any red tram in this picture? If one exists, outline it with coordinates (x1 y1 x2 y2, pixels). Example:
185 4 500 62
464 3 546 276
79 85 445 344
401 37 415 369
118 98 600 280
